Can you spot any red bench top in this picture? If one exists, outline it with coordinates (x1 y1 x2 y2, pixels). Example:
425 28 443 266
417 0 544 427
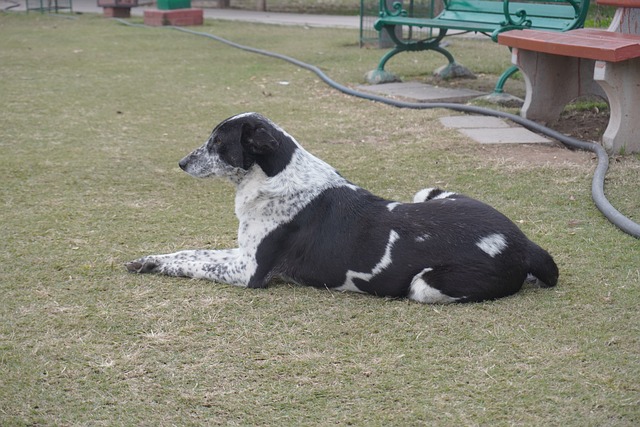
596 0 640 7
498 28 640 62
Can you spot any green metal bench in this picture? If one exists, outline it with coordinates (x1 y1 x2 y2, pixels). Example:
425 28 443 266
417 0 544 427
365 0 591 94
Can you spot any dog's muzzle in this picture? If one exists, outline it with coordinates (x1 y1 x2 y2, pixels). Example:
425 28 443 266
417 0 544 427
178 147 204 175
178 156 190 171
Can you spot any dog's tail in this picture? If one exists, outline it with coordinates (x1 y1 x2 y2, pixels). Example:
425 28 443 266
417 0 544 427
526 242 559 288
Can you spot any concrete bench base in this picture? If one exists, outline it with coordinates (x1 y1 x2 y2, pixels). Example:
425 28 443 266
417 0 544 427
593 59 640 154
499 28 640 154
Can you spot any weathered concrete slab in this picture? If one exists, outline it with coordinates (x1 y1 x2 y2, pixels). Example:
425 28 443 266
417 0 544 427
457 127 552 144
356 82 486 103
440 116 552 144
439 115 510 129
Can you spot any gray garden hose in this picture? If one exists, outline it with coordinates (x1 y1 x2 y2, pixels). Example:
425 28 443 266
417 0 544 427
117 20 640 239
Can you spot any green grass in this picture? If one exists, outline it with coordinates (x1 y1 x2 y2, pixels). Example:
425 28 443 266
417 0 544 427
1 12 639 426
586 4 617 28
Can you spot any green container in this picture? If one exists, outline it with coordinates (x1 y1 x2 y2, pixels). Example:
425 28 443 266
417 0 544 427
157 0 191 10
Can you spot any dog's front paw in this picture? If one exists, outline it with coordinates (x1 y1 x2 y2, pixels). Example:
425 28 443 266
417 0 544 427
125 257 159 274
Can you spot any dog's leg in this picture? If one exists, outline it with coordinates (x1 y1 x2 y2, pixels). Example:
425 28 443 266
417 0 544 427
408 268 461 304
126 249 251 287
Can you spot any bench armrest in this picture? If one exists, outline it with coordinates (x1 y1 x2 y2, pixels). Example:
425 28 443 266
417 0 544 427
501 1 532 28
378 0 408 18
503 0 589 27
493 0 591 40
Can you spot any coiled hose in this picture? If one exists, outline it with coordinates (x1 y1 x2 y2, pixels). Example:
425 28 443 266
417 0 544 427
116 19 639 239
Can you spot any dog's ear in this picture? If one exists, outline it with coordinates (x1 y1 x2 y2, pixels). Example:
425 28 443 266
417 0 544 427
240 124 279 155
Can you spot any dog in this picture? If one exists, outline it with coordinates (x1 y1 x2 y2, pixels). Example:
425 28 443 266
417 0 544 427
126 112 558 303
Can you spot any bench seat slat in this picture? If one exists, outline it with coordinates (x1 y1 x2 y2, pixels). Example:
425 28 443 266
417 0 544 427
595 0 638 6
498 28 640 62
439 11 576 29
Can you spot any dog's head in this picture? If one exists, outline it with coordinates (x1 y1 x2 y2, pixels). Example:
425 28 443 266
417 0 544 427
179 113 297 183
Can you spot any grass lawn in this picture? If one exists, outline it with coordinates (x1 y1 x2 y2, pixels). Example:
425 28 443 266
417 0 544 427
1 11 639 426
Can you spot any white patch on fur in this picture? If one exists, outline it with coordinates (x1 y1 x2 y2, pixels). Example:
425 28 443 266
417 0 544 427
413 188 434 203
408 268 459 304
235 149 352 224
335 230 400 293
434 191 456 200
413 188 457 203
415 233 431 243
476 233 507 258
333 280 366 293
387 202 401 212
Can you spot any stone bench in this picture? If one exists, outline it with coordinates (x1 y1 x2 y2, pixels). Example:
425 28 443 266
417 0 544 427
498 0 640 154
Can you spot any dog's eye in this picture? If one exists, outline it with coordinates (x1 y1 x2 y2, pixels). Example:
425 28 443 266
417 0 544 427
207 137 222 152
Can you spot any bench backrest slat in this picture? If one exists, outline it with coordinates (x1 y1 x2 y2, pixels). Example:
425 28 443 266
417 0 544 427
444 1 578 19
379 0 590 27
437 12 578 30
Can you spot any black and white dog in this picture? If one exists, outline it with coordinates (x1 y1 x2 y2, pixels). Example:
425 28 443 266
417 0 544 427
126 112 558 303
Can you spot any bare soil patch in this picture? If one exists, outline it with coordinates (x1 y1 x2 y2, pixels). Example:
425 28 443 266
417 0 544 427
422 71 611 161
552 107 610 143
473 108 608 167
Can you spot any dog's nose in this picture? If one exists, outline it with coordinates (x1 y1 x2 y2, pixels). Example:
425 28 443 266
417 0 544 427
178 157 188 171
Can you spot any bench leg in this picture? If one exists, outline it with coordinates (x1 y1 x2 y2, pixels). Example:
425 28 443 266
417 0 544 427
364 45 407 84
608 7 640 33
433 60 476 80
513 48 606 123
493 65 519 94
593 59 640 155
364 27 474 84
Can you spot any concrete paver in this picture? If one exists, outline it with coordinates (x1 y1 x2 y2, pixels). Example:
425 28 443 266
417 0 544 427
439 116 510 129
457 127 552 144
440 116 552 144
356 82 485 103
